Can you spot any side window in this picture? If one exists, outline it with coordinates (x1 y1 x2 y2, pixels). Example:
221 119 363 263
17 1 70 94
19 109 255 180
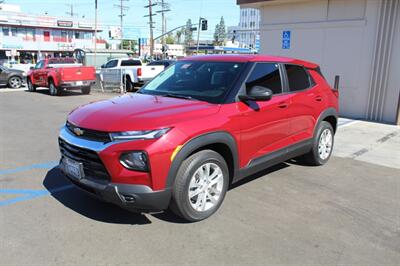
285 65 312 92
246 63 282 95
105 60 118 68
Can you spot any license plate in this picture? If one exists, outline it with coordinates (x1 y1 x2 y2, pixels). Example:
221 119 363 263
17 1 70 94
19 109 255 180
76 81 83 86
62 158 84 180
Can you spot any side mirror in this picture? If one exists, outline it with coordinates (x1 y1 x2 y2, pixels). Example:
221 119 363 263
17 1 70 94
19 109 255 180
239 85 273 102
101 64 105 68
30 66 35 70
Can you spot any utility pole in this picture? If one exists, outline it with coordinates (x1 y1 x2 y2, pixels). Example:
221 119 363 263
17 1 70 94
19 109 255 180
196 17 204 54
156 0 171 59
65 4 78 17
144 1 157 57
114 0 129 40
94 0 98 67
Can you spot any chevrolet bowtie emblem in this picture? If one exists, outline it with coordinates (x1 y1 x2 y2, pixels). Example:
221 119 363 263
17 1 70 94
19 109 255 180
73 127 84 136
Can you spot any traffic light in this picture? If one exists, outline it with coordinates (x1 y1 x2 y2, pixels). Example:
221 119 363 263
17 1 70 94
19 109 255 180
201 19 208 31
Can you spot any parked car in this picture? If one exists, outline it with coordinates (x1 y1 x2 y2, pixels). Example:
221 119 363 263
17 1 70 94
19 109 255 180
0 65 26 89
58 55 339 221
99 58 165 91
27 58 96 96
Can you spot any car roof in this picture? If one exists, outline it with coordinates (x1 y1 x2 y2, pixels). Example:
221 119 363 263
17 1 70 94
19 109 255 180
182 54 319 69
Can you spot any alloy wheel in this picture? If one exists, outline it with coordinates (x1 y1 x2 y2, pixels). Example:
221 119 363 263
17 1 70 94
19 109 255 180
188 162 224 212
318 128 333 160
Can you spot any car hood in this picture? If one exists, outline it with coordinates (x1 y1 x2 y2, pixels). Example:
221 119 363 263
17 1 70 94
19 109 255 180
68 93 221 132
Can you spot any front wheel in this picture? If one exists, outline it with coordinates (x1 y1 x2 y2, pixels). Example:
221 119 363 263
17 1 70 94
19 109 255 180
170 150 229 222
8 76 22 89
27 79 36 92
300 121 334 166
81 86 91 95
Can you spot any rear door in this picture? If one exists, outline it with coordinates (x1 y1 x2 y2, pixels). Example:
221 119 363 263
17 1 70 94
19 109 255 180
283 64 323 143
238 62 291 165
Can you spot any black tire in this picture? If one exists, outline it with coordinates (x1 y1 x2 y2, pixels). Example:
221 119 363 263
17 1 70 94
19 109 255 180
81 86 91 95
123 75 134 92
8 76 22 89
170 150 229 222
300 121 334 166
49 79 60 96
27 79 36 92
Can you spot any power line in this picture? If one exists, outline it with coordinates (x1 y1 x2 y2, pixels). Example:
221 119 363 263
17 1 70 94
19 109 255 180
114 0 129 39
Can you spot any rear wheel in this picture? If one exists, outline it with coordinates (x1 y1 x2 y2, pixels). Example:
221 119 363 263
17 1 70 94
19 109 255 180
300 121 334 166
170 150 229 222
49 80 60 96
81 86 91 95
123 75 134 92
8 76 22 89
27 79 36 92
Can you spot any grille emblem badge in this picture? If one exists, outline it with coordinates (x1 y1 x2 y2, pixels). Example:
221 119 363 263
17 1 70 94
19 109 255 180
73 127 84 136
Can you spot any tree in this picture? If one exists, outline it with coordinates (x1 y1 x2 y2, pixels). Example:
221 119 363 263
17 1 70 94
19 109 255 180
214 16 226 45
176 28 184 44
218 16 226 45
165 33 175 44
184 19 194 46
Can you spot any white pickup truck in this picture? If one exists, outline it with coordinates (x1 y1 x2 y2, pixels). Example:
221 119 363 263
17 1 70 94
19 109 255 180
99 58 164 91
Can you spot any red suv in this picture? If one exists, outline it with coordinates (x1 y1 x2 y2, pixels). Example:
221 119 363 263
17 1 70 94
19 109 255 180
59 55 338 221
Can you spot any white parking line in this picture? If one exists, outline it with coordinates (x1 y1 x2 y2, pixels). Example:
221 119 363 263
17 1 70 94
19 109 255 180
0 87 27 92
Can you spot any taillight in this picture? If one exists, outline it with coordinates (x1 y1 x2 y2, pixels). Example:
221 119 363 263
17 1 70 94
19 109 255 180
137 68 142 77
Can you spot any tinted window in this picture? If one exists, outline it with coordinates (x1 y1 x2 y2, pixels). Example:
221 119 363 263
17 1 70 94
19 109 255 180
121 60 142 66
285 65 312 92
105 60 118 68
246 63 282 94
140 61 245 104
34 61 45 69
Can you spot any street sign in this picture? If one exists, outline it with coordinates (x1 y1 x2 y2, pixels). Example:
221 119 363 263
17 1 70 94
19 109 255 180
282 30 291 49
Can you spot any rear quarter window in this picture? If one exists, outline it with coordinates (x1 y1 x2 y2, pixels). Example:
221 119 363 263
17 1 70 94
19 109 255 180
285 65 313 92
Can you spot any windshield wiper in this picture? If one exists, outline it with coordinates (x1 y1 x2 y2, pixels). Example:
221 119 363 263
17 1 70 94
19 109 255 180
162 93 195 100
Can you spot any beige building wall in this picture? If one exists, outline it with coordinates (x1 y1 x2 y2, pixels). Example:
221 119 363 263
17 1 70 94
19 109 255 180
240 0 400 124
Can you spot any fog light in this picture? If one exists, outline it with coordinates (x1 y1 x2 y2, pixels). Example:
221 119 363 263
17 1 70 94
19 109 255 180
120 151 149 171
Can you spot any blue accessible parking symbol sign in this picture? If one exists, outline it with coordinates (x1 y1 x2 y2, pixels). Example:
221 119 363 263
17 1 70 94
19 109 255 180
282 30 291 49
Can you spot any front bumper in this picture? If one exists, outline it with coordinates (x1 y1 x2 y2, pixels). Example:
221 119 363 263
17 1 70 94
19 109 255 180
60 166 171 211
58 126 172 211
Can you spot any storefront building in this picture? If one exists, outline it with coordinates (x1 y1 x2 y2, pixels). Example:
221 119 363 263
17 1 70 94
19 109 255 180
238 0 400 124
0 4 102 64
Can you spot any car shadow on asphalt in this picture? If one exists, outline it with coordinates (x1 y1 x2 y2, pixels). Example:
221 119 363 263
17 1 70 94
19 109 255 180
43 162 291 225
26 89 86 97
43 167 153 225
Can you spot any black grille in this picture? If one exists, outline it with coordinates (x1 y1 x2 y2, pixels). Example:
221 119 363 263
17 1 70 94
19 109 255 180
59 138 111 182
66 121 111 143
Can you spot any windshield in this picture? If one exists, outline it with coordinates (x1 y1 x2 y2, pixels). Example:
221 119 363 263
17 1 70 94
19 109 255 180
139 61 245 104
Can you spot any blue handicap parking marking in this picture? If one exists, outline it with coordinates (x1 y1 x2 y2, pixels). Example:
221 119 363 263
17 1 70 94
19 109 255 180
0 185 73 207
0 161 58 175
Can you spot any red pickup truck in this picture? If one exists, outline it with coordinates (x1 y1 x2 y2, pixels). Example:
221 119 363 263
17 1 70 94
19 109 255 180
27 58 96 96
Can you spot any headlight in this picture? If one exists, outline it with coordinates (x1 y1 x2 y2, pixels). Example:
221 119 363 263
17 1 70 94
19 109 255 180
110 128 171 141
120 151 149 171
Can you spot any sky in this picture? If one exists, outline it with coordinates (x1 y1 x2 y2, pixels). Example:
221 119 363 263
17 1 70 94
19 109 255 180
6 0 240 40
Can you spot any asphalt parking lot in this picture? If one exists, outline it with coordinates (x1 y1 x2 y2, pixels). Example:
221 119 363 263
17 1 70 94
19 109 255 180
1 88 399 265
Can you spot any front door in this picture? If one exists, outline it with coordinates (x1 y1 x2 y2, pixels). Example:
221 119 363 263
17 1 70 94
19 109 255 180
238 63 291 167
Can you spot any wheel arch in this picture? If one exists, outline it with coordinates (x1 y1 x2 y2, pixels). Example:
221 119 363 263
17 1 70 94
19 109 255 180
314 108 338 136
165 131 239 189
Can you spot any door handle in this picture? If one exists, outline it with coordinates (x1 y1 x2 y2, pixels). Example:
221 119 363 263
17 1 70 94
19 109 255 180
278 101 289 108
315 96 323 102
